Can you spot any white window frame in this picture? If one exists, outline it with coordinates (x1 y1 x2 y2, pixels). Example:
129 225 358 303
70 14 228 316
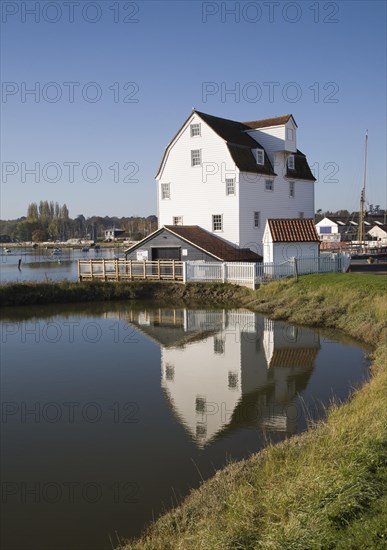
191 149 201 166
289 181 295 198
226 178 235 196
287 155 295 170
190 123 201 137
265 179 273 192
255 148 264 165
173 216 183 226
161 182 170 200
212 214 223 232
254 211 260 228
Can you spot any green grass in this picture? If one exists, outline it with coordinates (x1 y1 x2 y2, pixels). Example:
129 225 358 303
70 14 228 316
0 280 249 307
118 273 387 550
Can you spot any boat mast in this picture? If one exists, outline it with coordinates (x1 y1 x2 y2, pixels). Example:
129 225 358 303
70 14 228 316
358 130 368 243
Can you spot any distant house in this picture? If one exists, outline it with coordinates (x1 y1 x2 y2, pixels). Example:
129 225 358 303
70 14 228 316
315 217 341 242
125 225 262 262
156 110 316 252
263 219 320 263
367 224 387 244
315 214 387 242
104 228 125 240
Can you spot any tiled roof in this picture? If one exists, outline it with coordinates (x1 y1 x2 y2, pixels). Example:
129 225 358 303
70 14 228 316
286 150 316 182
268 219 320 242
165 225 262 261
195 111 276 176
156 110 315 181
227 143 274 176
195 111 260 147
243 114 296 129
268 348 319 369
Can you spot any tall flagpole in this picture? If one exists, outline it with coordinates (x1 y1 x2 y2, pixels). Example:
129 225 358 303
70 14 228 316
358 130 368 244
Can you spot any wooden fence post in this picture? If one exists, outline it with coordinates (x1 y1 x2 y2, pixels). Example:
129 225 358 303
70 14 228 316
293 257 298 281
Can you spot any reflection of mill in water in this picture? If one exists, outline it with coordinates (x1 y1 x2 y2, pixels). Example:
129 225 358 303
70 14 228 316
127 308 320 447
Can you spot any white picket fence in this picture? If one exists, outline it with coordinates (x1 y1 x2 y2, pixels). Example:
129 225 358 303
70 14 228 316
185 261 255 287
185 254 351 289
78 254 351 288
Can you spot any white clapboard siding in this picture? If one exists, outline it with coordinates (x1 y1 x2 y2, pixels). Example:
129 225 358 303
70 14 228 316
238 172 315 253
157 113 314 252
158 113 240 245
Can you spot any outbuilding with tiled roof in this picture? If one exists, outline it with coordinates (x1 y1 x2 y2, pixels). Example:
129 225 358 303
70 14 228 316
125 225 262 263
263 218 320 263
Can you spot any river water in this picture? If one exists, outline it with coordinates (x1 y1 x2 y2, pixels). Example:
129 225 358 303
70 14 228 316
0 247 124 283
0 303 370 550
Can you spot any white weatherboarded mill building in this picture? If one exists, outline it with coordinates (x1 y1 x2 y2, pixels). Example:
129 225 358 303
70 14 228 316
156 110 316 255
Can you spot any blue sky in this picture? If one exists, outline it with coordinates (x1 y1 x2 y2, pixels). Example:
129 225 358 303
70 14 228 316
1 0 386 219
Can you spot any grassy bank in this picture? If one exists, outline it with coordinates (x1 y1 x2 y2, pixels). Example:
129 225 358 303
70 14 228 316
0 280 248 308
119 274 386 549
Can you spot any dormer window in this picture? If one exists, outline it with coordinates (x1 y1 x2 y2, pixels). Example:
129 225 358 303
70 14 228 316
255 148 264 165
287 155 295 170
190 123 201 137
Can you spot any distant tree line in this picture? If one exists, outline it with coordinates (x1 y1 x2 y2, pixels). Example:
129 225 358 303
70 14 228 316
315 206 385 223
0 201 158 242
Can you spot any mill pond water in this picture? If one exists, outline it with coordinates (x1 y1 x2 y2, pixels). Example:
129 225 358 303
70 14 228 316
0 302 370 550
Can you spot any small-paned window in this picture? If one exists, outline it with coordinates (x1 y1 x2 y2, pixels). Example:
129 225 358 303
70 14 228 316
226 178 235 195
190 123 201 137
161 183 170 199
191 149 201 166
212 214 222 231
